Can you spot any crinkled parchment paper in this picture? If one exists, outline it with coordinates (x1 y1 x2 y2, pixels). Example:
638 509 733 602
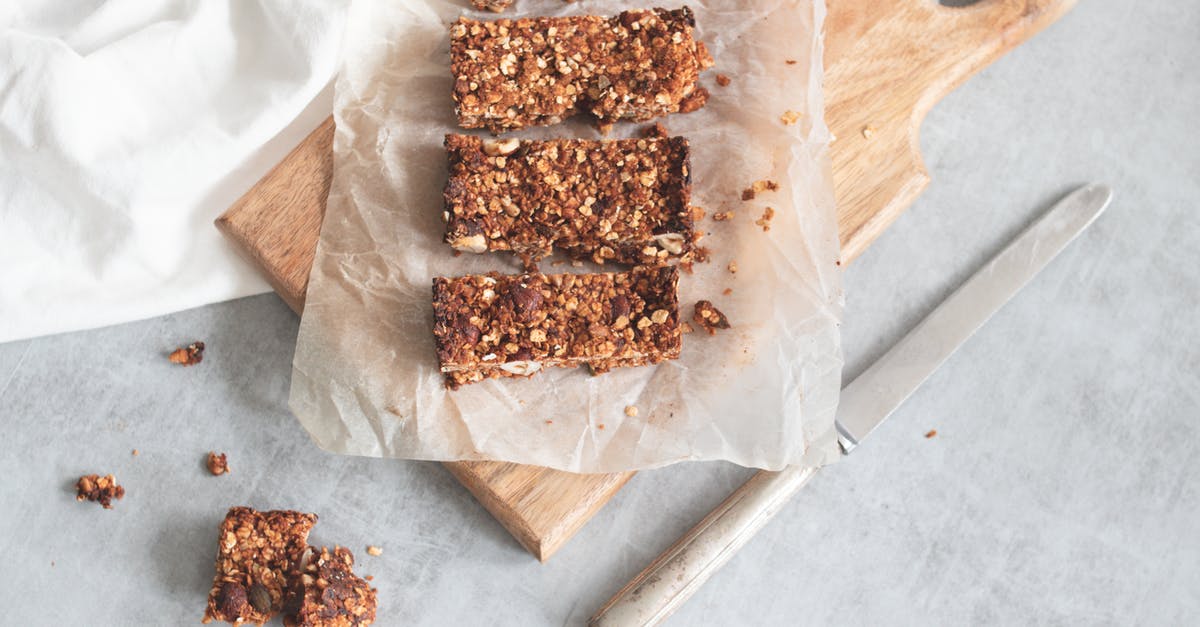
289 0 843 473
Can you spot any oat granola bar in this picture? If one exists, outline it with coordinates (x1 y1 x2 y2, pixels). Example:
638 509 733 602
444 133 694 265
450 7 713 132
203 507 318 625
284 547 377 627
432 266 681 387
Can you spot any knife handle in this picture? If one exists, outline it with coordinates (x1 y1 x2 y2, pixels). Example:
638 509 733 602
589 465 820 627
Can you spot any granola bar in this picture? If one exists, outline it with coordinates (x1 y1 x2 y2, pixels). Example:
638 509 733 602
203 507 318 625
432 266 681 388
284 547 377 627
443 134 694 265
450 7 713 132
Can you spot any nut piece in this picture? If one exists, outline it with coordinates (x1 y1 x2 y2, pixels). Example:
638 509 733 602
75 474 125 509
366 545 383 557
449 233 488 254
693 300 731 335
624 405 638 417
207 452 230 476
652 233 686 255
482 138 520 156
169 341 205 366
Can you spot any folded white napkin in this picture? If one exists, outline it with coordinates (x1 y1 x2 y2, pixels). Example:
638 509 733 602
0 0 347 343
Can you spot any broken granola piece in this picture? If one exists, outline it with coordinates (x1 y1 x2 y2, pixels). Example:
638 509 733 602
471 0 512 12
203 507 318 625
75 474 125 509
450 7 714 132
283 547 377 627
432 267 682 388
693 300 731 335
207 452 230 476
169 341 205 366
444 134 695 265
756 207 776 232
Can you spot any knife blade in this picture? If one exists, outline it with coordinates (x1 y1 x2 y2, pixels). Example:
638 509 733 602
836 182 1113 451
590 183 1114 627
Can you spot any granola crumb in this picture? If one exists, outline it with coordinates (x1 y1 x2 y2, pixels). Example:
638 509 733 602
366 545 383 557
741 188 755 201
75 474 125 509
722 288 733 296
206 452 229 476
925 429 938 439
545 419 554 425
681 322 695 334
862 125 876 139
712 210 734 221
693 301 731 335
597 424 606 430
756 207 776 232
692 246 711 263
751 179 778 193
131 449 139 457
168 341 205 366
727 261 738 274
570 260 584 267
715 73 731 87
471 0 512 12
780 110 802 126
624 405 638 417
690 205 706 222
641 122 669 138
785 59 798 65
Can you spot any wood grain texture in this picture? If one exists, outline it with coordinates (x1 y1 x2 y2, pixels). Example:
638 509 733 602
214 0 1072 563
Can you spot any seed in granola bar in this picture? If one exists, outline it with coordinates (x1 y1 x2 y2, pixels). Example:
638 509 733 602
207 452 230 476
75 474 125 509
216 582 249 618
693 301 731 335
715 74 731 87
248 582 272 614
169 341 205 366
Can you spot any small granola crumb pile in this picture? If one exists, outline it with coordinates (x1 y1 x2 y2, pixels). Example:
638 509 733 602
75 474 125 509
207 452 230 476
641 122 669 138
693 301 731 335
780 110 802 126
756 207 776 232
471 0 512 12
925 429 938 439
624 405 638 417
715 74 731 87
712 210 734 222
284 547 377 627
169 341 206 366
365 545 383 557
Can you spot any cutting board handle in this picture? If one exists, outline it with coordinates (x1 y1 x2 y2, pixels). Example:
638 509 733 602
826 0 1077 261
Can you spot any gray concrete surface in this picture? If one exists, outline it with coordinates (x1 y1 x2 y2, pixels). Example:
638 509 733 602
2 1 1197 624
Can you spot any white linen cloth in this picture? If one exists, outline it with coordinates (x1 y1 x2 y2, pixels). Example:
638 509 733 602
0 0 347 342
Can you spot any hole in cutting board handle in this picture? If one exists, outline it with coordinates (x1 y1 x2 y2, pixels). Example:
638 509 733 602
939 0 985 6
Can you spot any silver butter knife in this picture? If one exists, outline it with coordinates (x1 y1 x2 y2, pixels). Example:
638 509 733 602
591 183 1114 627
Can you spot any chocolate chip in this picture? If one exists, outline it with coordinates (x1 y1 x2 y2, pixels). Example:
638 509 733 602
248 582 272 614
216 582 249 617
455 316 480 345
609 295 631 323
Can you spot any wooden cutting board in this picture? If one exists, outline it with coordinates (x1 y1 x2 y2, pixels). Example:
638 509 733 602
215 0 1072 561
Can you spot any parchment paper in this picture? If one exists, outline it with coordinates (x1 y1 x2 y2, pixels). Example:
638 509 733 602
289 0 844 473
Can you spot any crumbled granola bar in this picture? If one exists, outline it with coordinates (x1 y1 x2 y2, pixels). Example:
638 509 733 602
75 474 125 509
169 341 205 366
283 547 377 627
444 134 695 266
472 0 512 12
450 7 714 132
207 452 230 476
693 300 730 335
432 266 681 388
203 507 318 625
756 207 775 232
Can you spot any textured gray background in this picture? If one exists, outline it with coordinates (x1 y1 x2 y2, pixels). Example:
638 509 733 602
1 1 1197 624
